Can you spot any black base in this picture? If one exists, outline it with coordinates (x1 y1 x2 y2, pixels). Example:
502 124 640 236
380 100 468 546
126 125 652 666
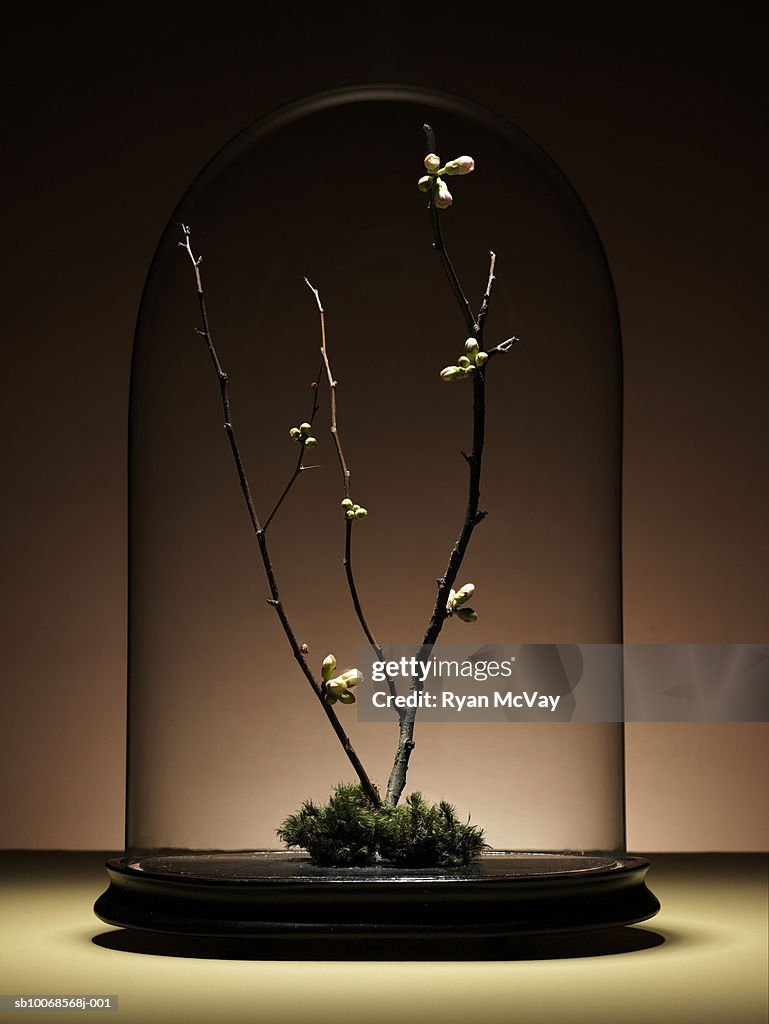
94 851 659 939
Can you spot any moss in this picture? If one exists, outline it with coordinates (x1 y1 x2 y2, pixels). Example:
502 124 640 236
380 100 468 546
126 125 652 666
277 784 488 868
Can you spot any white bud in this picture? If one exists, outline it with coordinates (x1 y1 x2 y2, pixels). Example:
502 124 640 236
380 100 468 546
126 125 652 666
452 583 475 607
321 654 337 682
417 175 433 192
299 422 312 436
458 356 471 368
341 498 354 510
303 436 317 448
326 678 347 695
354 507 368 519
346 509 356 519
424 153 441 172
434 179 453 209
289 427 301 440
443 156 475 176
440 365 463 382
476 351 488 366
464 338 479 360
338 669 363 689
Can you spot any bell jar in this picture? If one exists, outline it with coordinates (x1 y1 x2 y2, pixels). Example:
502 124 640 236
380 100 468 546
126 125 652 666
95 85 659 938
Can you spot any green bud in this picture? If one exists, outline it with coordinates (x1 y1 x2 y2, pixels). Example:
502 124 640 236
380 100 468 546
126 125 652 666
324 692 338 705
289 427 301 440
299 422 312 436
476 351 488 366
458 356 471 368
465 338 479 360
303 436 317 447
424 153 441 172
326 679 347 695
417 175 433 192
455 607 478 623
354 507 368 519
346 509 356 519
341 499 354 510
440 365 463 382
321 654 337 682
337 690 356 705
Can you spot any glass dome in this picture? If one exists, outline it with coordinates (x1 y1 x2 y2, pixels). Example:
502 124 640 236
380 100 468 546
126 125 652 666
96 85 658 938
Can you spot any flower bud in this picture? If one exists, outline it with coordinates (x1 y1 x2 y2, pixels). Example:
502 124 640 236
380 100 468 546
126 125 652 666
338 668 363 688
289 427 301 440
303 436 317 447
321 654 337 682
337 690 356 705
326 678 347 695
458 356 470 368
354 507 368 519
299 422 312 436
453 583 475 606
417 175 433 192
341 498 354 510
476 351 488 366
440 365 463 382
346 509 356 519
443 155 475 176
464 338 479 360
324 692 338 705
455 607 478 623
434 179 453 209
424 153 441 172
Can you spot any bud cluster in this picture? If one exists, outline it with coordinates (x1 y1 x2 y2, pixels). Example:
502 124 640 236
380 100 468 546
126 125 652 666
447 582 478 623
289 421 317 448
417 152 475 210
321 654 364 706
341 498 368 520
440 337 489 382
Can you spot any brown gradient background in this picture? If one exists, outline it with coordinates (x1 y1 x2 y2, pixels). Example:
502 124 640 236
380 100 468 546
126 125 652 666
2 2 767 852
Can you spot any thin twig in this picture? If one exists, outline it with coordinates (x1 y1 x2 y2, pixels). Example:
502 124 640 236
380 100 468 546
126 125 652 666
344 520 401 710
178 225 380 806
304 278 351 495
305 277 401 712
263 364 323 532
477 251 496 333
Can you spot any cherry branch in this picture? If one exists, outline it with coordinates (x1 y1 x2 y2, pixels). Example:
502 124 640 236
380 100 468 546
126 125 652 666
384 131 516 806
178 225 380 806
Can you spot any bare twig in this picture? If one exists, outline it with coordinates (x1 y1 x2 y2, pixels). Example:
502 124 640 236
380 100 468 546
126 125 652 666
304 278 351 495
477 251 496 333
179 225 380 806
304 277 400 711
